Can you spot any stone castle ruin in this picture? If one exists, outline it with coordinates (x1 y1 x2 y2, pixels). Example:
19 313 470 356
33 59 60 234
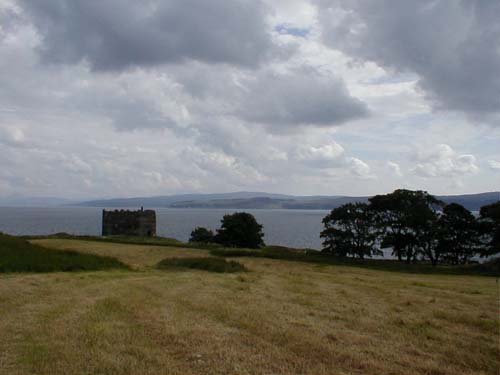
102 208 156 237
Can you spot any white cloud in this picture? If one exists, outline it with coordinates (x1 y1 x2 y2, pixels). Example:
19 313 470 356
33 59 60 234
412 144 479 178
347 157 373 178
488 160 500 170
387 161 402 177
0 126 25 145
293 143 345 163
62 155 92 174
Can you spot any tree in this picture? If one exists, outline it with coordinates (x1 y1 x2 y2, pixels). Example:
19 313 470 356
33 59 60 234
369 189 443 263
320 203 379 259
435 203 482 265
479 201 500 255
189 227 215 243
214 212 265 248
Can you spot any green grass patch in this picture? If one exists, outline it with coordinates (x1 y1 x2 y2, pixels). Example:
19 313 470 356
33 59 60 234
156 257 247 273
0 233 128 273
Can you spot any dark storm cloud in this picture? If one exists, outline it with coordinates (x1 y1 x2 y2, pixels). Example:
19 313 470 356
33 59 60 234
8 1 370 131
237 69 369 128
19 0 274 70
0 5 21 37
142 63 370 130
318 0 500 119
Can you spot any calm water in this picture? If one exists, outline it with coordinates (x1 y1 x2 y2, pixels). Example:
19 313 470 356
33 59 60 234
0 207 329 250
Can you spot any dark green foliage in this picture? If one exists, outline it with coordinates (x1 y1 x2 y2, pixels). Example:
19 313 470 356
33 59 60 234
480 201 500 221
0 233 127 273
156 257 247 273
479 201 500 254
214 212 265 248
370 189 443 263
325 189 493 266
189 227 215 243
436 203 482 265
320 203 379 259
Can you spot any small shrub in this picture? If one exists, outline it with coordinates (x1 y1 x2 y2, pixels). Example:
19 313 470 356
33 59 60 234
156 257 246 273
189 227 215 243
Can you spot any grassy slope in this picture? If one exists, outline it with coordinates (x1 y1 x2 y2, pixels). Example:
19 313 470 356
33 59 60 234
26 234 500 276
0 234 127 273
0 238 497 375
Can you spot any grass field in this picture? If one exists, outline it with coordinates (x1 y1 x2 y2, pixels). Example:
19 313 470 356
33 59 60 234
0 238 498 374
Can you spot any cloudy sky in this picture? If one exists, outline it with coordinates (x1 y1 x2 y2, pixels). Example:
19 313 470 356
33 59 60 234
0 0 499 199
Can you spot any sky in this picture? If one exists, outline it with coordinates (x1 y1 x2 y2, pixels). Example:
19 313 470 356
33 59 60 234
0 0 499 199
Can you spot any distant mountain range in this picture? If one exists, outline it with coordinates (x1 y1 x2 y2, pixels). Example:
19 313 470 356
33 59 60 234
1 191 497 211
75 191 500 211
0 196 76 207
75 192 296 208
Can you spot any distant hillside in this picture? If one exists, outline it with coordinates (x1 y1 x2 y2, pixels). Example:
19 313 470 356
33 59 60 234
0 196 75 207
171 197 295 209
281 196 371 209
170 196 370 209
76 192 294 208
438 192 500 210
77 191 499 211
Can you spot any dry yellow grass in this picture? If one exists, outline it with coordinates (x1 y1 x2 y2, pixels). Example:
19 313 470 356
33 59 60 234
0 239 498 375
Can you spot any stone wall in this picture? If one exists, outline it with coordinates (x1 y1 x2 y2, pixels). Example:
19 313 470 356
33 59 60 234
102 208 156 237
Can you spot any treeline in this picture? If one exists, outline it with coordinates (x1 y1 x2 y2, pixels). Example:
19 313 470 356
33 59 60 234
321 189 500 265
188 189 499 267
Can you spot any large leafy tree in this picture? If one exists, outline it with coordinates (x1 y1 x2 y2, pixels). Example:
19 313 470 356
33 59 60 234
479 201 500 255
369 189 443 263
214 212 265 248
435 203 482 265
320 203 379 259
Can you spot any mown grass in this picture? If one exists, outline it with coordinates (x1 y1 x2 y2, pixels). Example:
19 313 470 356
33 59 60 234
157 257 247 273
0 238 497 375
0 234 127 273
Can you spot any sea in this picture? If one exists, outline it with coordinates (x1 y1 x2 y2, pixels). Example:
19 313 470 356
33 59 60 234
0 207 330 250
